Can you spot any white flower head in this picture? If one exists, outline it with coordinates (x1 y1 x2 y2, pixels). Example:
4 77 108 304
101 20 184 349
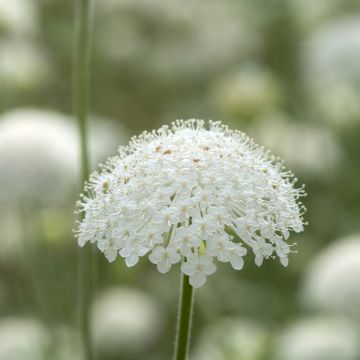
76 120 306 288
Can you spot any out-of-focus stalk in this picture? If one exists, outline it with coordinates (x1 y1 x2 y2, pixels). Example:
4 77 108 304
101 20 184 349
74 0 94 359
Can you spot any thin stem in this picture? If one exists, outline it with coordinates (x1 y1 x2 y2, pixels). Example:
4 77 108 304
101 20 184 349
75 0 92 179
74 0 94 359
174 273 195 360
77 244 95 360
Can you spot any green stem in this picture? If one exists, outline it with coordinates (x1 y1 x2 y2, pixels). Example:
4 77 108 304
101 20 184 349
174 273 195 360
74 0 94 359
77 244 94 360
75 0 92 180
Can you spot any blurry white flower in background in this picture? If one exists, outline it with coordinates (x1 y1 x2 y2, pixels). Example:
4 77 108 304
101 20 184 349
192 319 269 360
212 65 282 120
0 108 130 207
0 318 49 360
96 0 260 78
0 109 76 263
300 235 360 318
272 317 360 360
250 113 342 178
0 109 77 207
0 108 130 261
0 0 38 36
91 287 162 357
0 39 53 95
302 17 360 126
290 0 360 30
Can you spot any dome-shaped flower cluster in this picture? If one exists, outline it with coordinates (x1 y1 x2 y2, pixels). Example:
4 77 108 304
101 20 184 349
76 120 306 287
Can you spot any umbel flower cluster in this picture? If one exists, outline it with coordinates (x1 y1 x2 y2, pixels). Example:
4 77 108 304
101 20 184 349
76 120 306 287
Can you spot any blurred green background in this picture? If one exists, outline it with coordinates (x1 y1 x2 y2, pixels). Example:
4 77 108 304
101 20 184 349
1 0 360 359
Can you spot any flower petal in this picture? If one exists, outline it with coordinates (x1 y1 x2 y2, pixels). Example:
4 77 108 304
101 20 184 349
104 248 117 263
255 255 263 267
181 262 195 275
125 255 139 267
230 255 244 270
203 261 217 275
280 256 289 267
190 271 206 288
157 260 171 274
97 239 109 251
